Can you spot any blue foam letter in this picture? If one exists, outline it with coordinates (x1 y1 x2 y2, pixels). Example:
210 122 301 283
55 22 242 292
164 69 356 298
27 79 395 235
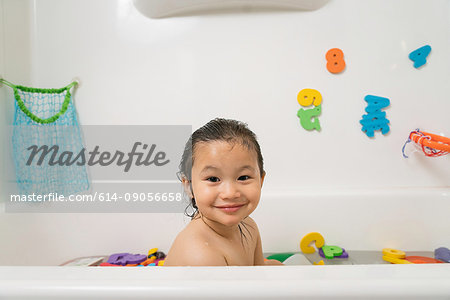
409 45 431 68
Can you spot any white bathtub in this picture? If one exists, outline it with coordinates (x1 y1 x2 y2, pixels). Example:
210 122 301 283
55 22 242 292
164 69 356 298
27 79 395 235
1 188 449 299
1 264 450 299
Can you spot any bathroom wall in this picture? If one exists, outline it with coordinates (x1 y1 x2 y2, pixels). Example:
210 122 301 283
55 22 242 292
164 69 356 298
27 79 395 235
0 0 449 265
0 0 4 202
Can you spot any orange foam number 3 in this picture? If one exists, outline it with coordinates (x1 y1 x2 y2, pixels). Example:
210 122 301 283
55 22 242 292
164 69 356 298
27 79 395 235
326 48 346 74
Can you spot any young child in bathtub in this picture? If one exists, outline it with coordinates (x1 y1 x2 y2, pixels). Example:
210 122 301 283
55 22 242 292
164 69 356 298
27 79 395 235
164 118 282 266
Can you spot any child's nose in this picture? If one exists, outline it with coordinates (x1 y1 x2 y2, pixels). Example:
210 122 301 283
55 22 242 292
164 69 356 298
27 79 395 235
219 181 241 199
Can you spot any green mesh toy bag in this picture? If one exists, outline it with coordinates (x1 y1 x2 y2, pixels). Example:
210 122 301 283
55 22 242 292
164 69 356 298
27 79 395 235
1 79 89 196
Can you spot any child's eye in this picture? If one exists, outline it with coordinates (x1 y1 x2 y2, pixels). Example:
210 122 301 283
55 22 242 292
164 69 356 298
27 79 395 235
206 177 220 182
238 175 250 181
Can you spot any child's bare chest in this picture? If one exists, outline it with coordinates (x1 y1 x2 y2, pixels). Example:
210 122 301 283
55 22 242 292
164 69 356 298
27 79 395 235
214 235 256 266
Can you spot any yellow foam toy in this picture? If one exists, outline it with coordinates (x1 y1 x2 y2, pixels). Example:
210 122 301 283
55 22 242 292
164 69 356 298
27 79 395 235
382 255 412 264
148 248 158 256
300 232 325 254
382 248 405 259
297 89 322 107
313 260 325 265
382 248 411 264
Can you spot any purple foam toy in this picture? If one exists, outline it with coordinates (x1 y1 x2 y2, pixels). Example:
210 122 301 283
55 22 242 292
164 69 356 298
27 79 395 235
126 254 148 265
319 247 349 259
435 247 450 263
107 253 147 266
107 253 128 265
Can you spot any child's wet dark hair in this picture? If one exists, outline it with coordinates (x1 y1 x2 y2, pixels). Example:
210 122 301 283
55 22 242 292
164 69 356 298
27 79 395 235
177 118 265 244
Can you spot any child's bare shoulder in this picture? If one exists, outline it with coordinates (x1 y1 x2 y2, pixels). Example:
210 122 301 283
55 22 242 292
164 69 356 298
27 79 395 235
164 221 227 266
241 216 260 238
242 216 258 227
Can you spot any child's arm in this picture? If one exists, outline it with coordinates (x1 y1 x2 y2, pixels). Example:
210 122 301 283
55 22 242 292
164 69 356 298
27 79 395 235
254 231 267 265
245 217 284 266
252 221 266 265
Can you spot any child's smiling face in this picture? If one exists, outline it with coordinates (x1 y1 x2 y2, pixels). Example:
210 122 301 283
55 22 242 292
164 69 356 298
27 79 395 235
187 140 265 227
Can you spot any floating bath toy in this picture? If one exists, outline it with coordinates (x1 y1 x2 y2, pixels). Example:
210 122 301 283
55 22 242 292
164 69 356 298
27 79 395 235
319 246 349 259
402 129 449 158
141 257 156 266
320 246 342 259
435 247 450 262
326 48 346 74
382 248 444 264
382 248 411 264
300 232 325 254
313 260 325 265
99 262 121 267
409 45 431 68
107 253 148 266
382 255 412 264
360 95 390 137
148 248 158 256
266 252 296 263
405 256 443 264
382 248 405 259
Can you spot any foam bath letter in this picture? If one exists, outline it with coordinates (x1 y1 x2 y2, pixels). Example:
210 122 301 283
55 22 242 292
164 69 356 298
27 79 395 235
404 256 443 264
148 248 158 257
326 48 346 74
300 232 325 254
382 248 412 264
360 95 390 137
409 45 431 68
319 247 348 259
107 253 147 266
297 105 322 131
382 255 412 264
320 246 343 259
297 89 322 107
382 248 405 259
435 247 450 262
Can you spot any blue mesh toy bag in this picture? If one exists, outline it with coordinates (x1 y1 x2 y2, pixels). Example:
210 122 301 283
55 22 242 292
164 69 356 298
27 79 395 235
1 79 89 196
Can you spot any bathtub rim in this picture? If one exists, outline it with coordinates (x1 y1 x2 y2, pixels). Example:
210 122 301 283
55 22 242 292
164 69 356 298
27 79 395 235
0 264 449 299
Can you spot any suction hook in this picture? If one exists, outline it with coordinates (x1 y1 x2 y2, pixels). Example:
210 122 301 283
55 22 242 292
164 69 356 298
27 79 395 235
71 77 81 87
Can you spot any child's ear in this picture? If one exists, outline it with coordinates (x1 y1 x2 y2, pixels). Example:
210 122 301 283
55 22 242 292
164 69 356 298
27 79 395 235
260 171 266 187
182 177 194 198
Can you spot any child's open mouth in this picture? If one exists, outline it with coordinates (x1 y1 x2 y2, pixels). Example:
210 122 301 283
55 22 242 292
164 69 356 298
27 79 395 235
215 204 245 213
